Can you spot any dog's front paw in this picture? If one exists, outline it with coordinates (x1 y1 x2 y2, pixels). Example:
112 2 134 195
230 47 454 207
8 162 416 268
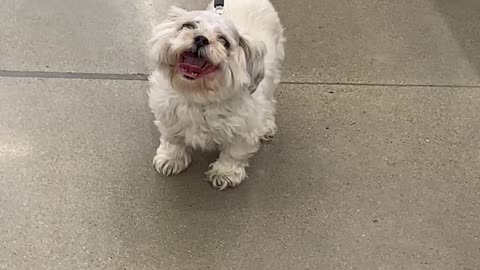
206 161 247 190
261 132 276 142
153 153 191 176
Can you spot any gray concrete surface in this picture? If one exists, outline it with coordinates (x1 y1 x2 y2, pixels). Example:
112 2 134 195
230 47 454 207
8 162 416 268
1 0 480 269
3 0 480 85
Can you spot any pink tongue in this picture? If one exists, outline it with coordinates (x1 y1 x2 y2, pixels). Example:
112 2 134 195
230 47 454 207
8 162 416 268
180 54 207 75
179 63 202 74
184 54 206 68
179 53 212 78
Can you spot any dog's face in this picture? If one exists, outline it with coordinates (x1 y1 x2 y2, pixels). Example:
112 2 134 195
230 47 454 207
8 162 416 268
149 7 265 102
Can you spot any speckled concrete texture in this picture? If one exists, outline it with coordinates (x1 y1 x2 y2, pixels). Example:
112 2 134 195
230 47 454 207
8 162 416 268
1 0 480 269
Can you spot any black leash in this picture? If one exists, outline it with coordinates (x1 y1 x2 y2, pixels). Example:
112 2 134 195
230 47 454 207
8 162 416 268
214 0 224 15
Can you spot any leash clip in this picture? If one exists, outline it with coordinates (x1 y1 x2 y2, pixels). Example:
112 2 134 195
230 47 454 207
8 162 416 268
214 0 224 15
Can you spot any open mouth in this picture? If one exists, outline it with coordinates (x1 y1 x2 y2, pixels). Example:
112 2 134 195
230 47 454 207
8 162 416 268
178 51 218 80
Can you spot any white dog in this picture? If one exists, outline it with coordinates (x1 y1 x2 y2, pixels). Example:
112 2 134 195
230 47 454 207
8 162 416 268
148 0 285 190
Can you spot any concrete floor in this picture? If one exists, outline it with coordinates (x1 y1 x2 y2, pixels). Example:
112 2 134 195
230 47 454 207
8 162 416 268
1 0 479 269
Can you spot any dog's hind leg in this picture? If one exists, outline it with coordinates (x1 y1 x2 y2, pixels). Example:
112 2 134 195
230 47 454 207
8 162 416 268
261 116 277 142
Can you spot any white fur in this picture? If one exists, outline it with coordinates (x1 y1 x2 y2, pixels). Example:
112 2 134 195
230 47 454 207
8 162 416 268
148 0 285 190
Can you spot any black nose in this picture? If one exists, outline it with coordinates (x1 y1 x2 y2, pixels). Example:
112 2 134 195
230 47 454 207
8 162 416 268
194 35 209 48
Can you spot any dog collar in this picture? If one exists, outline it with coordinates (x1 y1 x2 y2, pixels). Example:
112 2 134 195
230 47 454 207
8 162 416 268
214 0 224 15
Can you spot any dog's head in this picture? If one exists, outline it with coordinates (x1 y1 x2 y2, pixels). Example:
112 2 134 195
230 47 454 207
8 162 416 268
149 7 266 102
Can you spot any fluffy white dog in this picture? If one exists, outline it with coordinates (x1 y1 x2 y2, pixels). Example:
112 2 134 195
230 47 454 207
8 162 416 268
148 0 285 190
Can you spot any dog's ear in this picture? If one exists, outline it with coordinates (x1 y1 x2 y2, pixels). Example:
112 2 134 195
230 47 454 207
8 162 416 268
239 34 266 93
148 8 186 67
168 6 188 19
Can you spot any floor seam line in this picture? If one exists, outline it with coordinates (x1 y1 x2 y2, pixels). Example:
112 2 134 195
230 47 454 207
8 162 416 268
1 70 480 88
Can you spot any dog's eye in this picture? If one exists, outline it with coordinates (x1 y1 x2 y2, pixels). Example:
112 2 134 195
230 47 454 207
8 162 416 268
218 36 230 49
181 22 196 30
